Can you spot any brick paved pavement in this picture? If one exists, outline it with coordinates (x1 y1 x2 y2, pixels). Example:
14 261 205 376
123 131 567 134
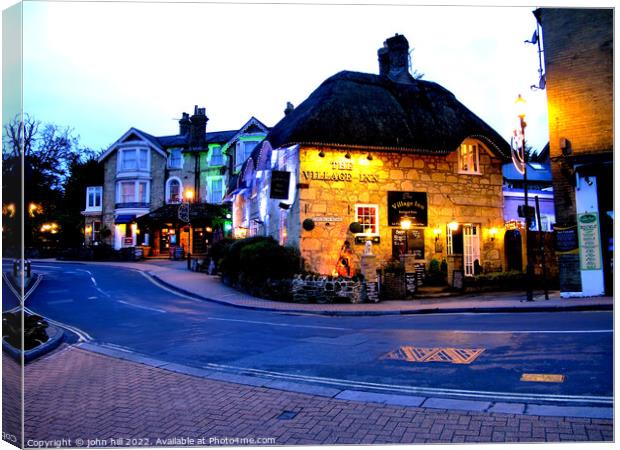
2 346 613 447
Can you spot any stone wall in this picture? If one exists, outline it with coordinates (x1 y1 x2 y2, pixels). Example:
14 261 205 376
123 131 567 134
291 274 371 304
297 145 505 275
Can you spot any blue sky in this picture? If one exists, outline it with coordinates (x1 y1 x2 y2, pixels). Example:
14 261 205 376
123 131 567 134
3 1 581 153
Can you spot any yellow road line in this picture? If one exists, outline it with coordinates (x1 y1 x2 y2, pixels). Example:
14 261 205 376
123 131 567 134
520 373 566 383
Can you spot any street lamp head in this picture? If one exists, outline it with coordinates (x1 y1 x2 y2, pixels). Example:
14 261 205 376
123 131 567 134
184 189 194 201
515 94 527 120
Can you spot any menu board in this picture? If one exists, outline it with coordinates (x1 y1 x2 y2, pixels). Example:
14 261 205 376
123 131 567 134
577 213 602 270
391 229 425 259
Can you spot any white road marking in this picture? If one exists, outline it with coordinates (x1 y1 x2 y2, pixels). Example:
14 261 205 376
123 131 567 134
87 296 98 300
117 300 166 314
203 362 613 405
22 306 93 342
30 264 63 269
48 289 70 294
48 299 74 305
205 316 350 331
446 329 613 335
90 277 98 287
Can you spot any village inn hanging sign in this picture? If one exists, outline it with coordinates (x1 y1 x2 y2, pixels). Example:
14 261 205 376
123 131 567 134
302 160 379 183
388 191 428 227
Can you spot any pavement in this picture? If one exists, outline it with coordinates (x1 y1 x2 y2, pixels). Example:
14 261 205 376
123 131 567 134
3 345 613 446
30 258 614 316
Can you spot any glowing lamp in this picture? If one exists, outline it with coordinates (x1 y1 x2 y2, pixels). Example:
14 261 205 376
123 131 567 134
433 227 442 240
400 217 412 230
515 94 527 120
184 189 194 201
489 227 498 241
448 220 459 231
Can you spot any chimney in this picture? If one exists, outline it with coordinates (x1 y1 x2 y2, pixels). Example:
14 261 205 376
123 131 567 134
179 112 191 135
377 34 413 83
284 102 295 116
189 105 208 148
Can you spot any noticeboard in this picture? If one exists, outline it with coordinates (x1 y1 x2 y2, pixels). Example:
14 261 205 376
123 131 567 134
270 171 291 199
555 225 579 254
391 229 425 259
577 213 602 270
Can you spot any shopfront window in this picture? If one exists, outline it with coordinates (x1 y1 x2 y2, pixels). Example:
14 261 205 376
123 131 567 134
355 204 379 235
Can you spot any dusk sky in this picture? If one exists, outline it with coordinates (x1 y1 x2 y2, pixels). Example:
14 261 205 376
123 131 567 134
3 0 589 154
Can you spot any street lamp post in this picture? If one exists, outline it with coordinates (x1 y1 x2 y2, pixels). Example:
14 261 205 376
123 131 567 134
400 216 412 255
515 94 534 302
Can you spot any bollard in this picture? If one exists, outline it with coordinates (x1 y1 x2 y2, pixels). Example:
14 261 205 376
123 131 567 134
13 259 18 277
187 252 191 270
26 260 31 278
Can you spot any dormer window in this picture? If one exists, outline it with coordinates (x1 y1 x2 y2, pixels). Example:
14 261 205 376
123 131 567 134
235 140 259 172
168 149 183 169
119 148 149 172
458 142 480 174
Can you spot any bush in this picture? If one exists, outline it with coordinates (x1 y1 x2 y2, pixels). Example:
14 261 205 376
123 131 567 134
463 271 525 291
381 259 404 275
3 312 49 350
208 238 235 270
218 236 302 300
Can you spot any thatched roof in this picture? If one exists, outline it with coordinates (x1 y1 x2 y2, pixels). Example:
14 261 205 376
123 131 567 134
265 70 510 159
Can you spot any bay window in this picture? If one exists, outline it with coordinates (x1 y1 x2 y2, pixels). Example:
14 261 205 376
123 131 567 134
116 180 150 205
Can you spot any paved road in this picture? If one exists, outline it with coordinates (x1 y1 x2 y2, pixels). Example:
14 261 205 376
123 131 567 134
15 261 614 407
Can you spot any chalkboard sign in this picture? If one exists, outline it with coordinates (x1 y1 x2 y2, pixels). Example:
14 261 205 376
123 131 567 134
392 229 407 258
270 170 291 199
453 270 464 290
405 272 416 296
391 229 425 259
388 191 428 227
410 229 425 260
555 224 579 254
414 263 425 286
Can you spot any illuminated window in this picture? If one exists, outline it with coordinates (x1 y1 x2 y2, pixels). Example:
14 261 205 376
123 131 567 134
458 142 480 174
166 178 182 203
117 180 150 204
355 204 379 235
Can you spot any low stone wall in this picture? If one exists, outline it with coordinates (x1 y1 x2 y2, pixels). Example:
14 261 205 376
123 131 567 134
292 275 379 304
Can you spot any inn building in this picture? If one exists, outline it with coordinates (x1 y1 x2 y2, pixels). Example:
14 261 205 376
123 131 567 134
228 35 513 279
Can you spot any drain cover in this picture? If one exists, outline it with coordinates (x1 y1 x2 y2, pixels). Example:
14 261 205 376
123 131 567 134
276 410 298 420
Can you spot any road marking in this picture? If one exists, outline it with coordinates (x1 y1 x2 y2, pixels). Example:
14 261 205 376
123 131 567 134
30 264 63 269
87 296 98 300
383 346 485 365
22 306 93 342
117 300 166 314
205 316 350 331
447 329 613 335
48 299 74 305
203 362 612 405
47 289 70 294
521 373 566 383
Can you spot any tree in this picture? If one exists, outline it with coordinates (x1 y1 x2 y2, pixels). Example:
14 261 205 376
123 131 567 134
2 114 91 254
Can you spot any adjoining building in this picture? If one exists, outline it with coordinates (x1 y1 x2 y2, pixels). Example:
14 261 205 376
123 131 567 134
228 34 512 280
91 108 269 257
534 8 613 296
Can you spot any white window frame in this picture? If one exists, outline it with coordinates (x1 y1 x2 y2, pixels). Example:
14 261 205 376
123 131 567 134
116 180 150 204
165 177 184 204
458 141 481 175
354 204 380 236
209 178 223 204
168 149 183 169
235 140 259 172
210 145 223 166
85 186 103 211
118 148 150 172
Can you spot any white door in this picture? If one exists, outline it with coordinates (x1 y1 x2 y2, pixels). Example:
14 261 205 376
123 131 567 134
463 224 481 276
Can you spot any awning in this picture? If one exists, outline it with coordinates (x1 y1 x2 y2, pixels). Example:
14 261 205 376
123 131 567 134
115 214 136 224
